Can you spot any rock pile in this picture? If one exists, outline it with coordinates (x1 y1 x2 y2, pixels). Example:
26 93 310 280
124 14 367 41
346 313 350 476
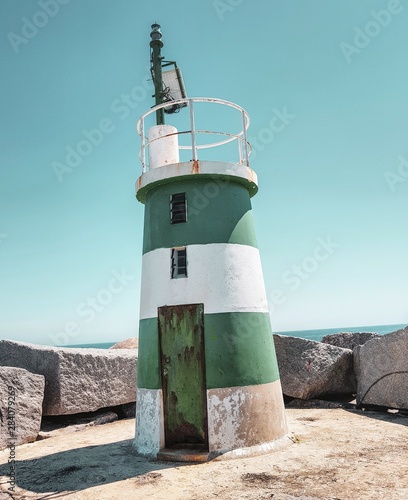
0 366 45 448
321 332 380 350
354 326 408 410
0 339 138 450
110 338 138 349
0 340 137 416
273 335 356 399
1 327 407 451
273 328 408 411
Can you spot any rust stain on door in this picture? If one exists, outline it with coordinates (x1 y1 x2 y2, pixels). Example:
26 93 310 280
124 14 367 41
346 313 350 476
158 303 208 448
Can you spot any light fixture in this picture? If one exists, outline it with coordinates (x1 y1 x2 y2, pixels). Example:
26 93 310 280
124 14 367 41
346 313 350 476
162 67 187 114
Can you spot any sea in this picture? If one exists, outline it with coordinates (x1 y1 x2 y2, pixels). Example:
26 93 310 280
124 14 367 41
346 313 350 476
65 323 407 348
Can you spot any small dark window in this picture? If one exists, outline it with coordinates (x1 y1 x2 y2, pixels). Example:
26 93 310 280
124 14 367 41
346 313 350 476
170 193 187 224
171 247 187 278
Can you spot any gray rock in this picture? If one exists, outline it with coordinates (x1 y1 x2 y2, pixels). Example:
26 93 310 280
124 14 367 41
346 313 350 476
321 332 381 350
354 326 408 409
110 337 138 349
273 334 356 399
0 366 45 450
0 340 137 416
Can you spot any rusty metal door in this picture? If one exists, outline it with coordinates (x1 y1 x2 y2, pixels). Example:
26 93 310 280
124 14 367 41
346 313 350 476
158 303 208 448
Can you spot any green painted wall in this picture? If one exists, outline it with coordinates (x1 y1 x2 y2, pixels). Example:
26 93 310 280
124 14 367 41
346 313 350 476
204 312 280 389
137 311 280 390
137 317 161 390
142 178 258 254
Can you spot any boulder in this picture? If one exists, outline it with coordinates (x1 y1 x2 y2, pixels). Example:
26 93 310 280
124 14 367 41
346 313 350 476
0 340 137 416
321 332 381 350
0 366 45 450
110 338 138 349
273 334 356 399
354 327 408 409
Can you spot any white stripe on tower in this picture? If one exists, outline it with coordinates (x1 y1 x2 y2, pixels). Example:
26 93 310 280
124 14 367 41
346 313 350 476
139 243 269 320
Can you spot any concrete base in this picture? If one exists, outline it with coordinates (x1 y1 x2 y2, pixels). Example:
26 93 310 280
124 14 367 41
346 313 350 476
135 381 289 460
157 444 209 463
207 381 288 454
210 434 293 461
154 435 293 463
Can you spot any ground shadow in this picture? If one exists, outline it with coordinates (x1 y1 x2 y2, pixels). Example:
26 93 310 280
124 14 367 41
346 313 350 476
344 407 408 427
285 396 408 428
0 438 187 498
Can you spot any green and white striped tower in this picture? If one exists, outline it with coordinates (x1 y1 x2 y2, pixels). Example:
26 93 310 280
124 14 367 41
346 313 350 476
134 25 288 461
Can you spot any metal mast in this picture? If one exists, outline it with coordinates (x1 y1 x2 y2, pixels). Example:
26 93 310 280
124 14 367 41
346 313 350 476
150 23 164 126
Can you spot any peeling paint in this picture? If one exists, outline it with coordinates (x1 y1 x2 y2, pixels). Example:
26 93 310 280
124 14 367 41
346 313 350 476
148 125 180 168
136 176 143 191
248 168 257 184
135 161 258 202
134 388 164 457
207 381 287 454
159 304 208 447
191 160 200 174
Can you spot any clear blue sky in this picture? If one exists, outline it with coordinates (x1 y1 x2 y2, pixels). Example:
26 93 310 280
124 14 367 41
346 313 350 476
1 0 407 346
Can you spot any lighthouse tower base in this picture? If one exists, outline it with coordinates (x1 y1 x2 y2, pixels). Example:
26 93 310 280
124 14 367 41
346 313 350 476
135 381 291 463
134 98 290 462
205 381 291 460
134 160 291 462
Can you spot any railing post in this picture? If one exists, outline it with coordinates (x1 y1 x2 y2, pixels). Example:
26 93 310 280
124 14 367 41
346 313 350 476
140 118 146 173
242 110 249 167
189 99 197 161
238 130 243 164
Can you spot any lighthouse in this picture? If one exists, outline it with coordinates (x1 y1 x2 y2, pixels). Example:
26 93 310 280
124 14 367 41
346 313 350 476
134 24 289 461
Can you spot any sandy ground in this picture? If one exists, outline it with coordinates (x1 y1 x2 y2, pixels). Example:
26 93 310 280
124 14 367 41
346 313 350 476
0 405 407 500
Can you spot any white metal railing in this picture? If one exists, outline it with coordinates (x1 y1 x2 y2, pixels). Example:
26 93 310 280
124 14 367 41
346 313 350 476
136 97 252 173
